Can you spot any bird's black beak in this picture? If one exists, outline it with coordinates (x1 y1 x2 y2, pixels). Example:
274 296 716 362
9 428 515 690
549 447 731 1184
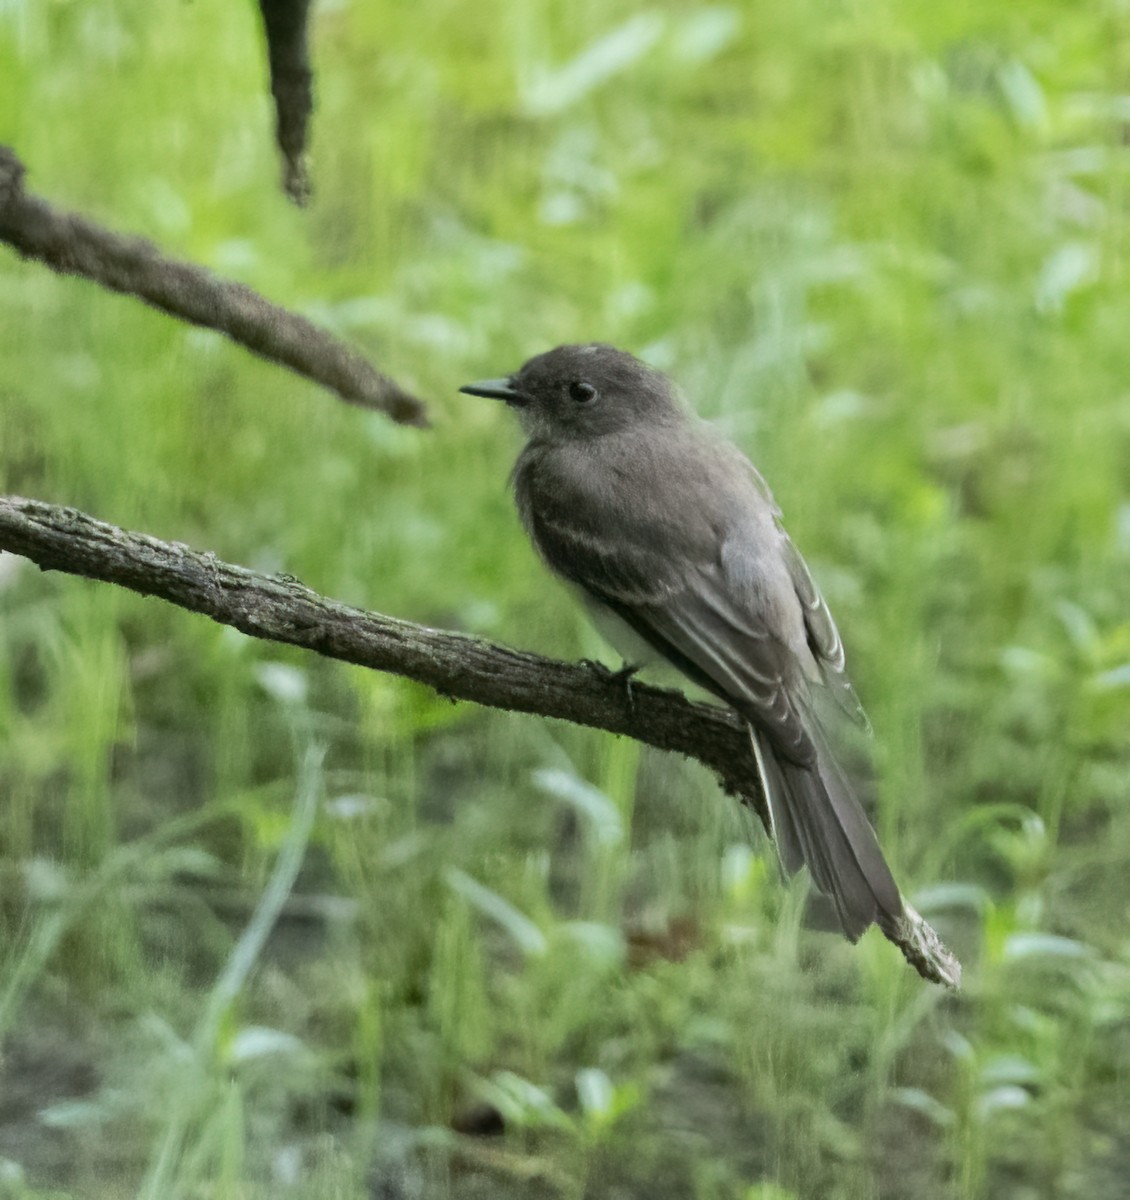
459 377 527 406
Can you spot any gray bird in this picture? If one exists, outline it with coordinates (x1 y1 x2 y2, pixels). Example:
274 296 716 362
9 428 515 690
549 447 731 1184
461 344 959 986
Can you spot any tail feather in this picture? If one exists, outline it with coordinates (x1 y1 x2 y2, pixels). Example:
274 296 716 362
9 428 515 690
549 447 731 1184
750 724 904 943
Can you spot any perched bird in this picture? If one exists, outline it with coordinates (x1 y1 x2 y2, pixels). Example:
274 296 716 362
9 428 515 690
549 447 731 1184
461 344 959 986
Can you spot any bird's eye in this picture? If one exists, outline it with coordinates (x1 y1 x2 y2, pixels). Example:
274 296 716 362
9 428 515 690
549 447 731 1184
569 381 597 404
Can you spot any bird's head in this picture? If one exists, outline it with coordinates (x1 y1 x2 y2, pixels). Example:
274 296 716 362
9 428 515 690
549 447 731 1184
460 343 683 442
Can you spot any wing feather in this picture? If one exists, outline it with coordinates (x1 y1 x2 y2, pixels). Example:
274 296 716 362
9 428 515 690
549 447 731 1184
528 502 815 761
780 533 870 731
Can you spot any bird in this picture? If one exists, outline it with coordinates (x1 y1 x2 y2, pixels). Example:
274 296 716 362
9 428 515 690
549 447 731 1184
460 344 960 986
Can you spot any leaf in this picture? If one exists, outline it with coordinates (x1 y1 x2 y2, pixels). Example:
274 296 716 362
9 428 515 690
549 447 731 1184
890 1086 955 1129
445 868 547 957
476 1071 574 1132
253 662 309 705
1002 933 1093 963
1034 242 1099 316
228 1026 307 1064
976 1085 1032 1118
670 8 741 64
521 14 665 116
575 1067 614 1119
534 768 623 846
980 1054 1042 1088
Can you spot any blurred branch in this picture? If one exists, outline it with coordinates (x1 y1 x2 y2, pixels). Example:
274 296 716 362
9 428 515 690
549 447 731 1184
258 0 316 205
0 495 960 988
0 146 428 426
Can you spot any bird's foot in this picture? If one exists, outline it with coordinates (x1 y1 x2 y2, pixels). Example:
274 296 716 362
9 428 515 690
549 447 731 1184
582 659 641 710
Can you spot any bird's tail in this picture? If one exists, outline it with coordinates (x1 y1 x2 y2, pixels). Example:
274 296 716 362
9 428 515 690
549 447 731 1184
749 723 902 942
748 724 961 988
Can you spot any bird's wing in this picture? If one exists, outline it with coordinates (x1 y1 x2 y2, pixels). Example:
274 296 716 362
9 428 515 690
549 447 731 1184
781 534 844 670
525 498 816 763
742 455 864 699
779 531 870 731
625 575 816 763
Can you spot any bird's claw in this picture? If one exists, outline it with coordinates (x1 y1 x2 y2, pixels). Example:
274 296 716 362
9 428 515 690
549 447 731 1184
582 659 641 710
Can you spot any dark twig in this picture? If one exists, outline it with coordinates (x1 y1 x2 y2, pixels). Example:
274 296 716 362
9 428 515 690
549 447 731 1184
0 146 427 426
0 495 961 987
258 0 315 205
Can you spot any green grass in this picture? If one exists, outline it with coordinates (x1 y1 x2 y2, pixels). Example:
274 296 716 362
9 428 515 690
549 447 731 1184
2 0 1130 1196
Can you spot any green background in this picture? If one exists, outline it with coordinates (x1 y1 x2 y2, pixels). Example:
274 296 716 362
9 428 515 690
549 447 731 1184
2 0 1129 1196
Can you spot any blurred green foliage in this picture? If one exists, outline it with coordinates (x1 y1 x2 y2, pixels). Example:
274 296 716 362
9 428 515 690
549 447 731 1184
2 0 1130 1196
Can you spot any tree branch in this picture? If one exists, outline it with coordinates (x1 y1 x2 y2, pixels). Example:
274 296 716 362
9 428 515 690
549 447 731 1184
0 496 758 793
0 495 960 988
0 146 427 426
258 0 316 206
